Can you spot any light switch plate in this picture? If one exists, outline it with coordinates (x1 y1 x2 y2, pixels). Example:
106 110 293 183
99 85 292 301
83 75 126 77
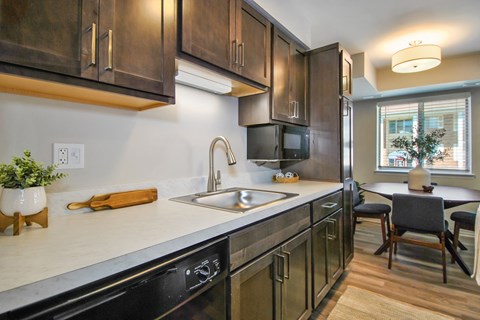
53 143 84 169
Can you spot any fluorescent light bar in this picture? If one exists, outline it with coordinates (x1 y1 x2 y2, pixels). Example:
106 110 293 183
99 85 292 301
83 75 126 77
175 62 232 94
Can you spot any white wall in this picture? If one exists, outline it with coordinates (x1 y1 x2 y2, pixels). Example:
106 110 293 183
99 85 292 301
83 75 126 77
0 85 271 193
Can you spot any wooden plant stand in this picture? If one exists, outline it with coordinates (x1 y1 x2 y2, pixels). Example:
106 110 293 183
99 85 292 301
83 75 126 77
0 207 48 236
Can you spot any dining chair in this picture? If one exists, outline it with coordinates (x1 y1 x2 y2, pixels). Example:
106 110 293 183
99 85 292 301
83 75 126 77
388 193 447 283
352 182 391 247
450 211 476 263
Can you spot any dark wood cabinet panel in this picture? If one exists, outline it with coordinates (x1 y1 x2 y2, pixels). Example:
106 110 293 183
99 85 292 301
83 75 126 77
181 0 235 71
238 1 271 86
328 210 344 282
343 178 354 266
341 50 352 97
0 0 89 77
312 209 343 308
98 0 175 96
0 0 175 109
272 28 307 125
281 229 311 320
312 219 329 307
272 29 292 123
230 249 279 320
292 46 307 124
179 0 271 87
239 28 306 126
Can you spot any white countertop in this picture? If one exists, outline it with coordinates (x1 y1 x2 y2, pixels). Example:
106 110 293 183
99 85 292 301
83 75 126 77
0 180 342 313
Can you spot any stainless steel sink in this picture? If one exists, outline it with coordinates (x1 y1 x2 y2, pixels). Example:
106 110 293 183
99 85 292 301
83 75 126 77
170 187 298 213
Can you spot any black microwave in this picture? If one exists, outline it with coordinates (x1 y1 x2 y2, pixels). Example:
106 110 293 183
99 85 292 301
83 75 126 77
247 124 309 161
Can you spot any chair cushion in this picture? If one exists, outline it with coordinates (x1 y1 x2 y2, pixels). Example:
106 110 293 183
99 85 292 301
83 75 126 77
354 203 391 215
451 211 476 226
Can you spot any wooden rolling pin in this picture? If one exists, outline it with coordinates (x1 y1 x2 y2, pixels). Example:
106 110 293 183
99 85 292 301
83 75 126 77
67 188 158 211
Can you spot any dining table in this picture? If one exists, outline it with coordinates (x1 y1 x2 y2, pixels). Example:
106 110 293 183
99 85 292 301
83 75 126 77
360 182 480 276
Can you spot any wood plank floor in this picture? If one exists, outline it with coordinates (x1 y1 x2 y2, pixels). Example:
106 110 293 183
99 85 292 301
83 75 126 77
312 220 480 320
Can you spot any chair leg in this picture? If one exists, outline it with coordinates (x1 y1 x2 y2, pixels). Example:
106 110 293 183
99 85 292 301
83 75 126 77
451 222 460 264
388 225 395 269
386 213 391 237
380 214 387 243
394 228 398 254
441 232 447 283
353 215 357 234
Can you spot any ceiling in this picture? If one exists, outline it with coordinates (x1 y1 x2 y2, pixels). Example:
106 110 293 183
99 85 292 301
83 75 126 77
293 0 480 68
252 0 480 99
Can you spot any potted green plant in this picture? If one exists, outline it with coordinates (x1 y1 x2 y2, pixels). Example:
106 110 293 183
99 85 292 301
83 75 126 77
0 150 66 216
391 128 447 190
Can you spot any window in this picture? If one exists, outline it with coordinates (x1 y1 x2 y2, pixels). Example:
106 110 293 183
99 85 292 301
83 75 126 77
377 93 471 174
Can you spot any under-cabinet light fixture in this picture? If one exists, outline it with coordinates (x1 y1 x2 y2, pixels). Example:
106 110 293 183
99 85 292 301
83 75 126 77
175 63 232 95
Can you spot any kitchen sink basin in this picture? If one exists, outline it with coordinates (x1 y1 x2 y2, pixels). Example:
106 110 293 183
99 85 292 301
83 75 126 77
170 187 298 213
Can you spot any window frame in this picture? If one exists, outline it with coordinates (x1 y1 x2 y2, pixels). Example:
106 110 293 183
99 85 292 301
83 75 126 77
375 92 472 176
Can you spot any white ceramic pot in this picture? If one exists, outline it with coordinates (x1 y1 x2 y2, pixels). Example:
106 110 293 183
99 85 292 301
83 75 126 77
408 165 431 190
0 187 47 216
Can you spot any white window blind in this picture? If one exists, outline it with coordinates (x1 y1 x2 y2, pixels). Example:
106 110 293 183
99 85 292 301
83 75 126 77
377 93 471 173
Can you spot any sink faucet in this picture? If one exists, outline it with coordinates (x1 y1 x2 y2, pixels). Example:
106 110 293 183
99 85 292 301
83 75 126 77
207 136 237 192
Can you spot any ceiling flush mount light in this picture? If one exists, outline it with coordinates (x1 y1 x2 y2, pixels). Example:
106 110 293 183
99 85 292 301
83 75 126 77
392 40 441 73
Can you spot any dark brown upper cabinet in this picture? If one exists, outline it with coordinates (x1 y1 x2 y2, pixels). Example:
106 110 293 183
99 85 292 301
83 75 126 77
272 28 307 125
0 0 86 77
179 0 271 87
238 27 307 127
0 0 175 110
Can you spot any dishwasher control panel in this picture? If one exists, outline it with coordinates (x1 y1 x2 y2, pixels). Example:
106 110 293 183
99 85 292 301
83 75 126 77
184 253 221 290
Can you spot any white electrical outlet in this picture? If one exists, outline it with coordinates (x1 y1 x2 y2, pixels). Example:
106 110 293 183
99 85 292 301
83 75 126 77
53 143 84 169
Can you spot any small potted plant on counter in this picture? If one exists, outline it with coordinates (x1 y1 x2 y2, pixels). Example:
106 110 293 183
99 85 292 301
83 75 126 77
391 128 447 190
0 150 66 216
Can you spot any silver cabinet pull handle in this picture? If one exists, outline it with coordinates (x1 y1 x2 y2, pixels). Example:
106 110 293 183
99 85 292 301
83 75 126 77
327 218 337 240
90 23 97 66
282 250 291 279
288 101 295 118
321 202 337 209
274 254 285 283
239 42 245 67
106 29 113 71
295 101 300 118
232 40 238 65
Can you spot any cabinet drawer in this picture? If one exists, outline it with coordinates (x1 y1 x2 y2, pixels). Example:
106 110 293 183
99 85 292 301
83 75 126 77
312 191 343 223
229 204 310 271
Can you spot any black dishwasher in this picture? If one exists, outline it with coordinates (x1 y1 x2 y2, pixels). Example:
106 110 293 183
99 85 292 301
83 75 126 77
6 237 228 320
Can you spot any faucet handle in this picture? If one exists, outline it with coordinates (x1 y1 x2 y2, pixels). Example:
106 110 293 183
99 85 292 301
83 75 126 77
216 170 222 189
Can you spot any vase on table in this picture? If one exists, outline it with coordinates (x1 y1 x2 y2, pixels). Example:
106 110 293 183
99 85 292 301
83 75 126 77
408 164 431 190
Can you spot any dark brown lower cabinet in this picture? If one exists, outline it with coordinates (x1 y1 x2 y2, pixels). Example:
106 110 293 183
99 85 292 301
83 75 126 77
312 209 343 308
230 229 311 320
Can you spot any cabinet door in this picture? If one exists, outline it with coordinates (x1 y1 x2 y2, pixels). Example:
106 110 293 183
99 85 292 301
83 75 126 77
341 49 352 97
181 0 235 71
328 209 344 282
0 0 97 78
98 0 175 96
312 220 329 308
271 28 293 123
230 248 281 320
237 1 271 86
291 46 307 126
281 229 311 320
